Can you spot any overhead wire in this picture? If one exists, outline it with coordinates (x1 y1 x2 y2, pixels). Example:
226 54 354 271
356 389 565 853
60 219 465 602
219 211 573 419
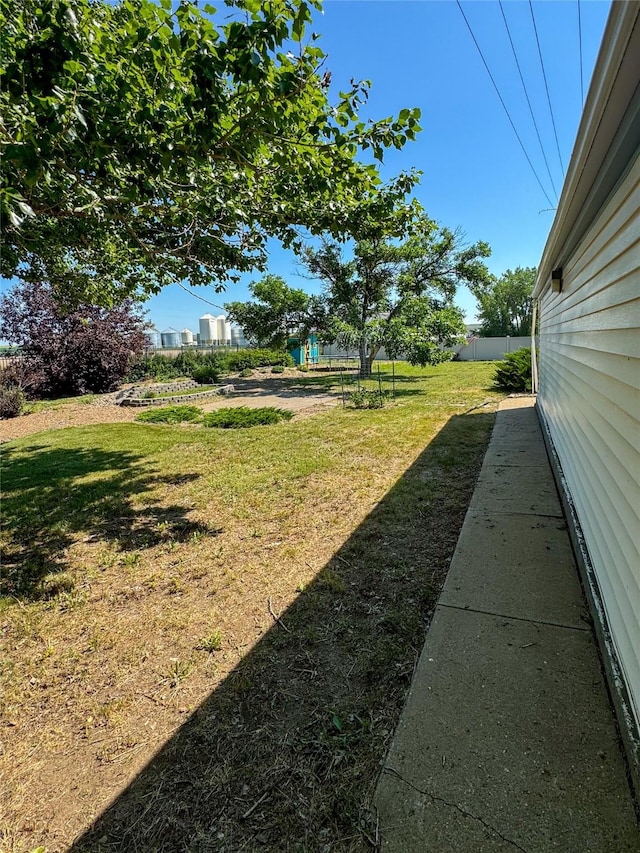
498 0 559 203
528 0 565 178
176 281 226 311
455 0 556 209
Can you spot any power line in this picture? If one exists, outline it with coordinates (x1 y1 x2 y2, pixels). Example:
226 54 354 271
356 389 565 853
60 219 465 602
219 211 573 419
456 0 556 209
176 281 226 312
498 0 559 202
528 0 565 178
578 0 584 107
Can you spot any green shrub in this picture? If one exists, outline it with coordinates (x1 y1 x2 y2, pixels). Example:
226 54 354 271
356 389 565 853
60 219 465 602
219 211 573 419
128 348 292 382
239 368 253 378
192 363 221 383
0 384 25 418
135 405 203 424
216 348 294 373
202 406 293 428
493 347 532 392
127 353 185 382
349 389 388 409
271 365 285 374
297 364 309 372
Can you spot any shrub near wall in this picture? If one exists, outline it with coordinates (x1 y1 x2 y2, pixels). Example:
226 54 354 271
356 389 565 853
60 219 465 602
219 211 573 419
493 347 533 392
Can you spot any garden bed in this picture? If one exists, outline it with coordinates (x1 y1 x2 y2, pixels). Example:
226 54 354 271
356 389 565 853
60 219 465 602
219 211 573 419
118 381 223 407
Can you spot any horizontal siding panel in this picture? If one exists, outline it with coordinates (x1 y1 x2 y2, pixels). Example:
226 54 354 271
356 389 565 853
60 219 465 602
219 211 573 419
539 395 640 717
544 298 640 332
537 156 640 729
539 369 639 564
539 358 639 547
565 156 640 283
566 217 640 303
540 344 640 422
544 246 640 321
541 271 638 326
566 179 640 287
539 326 639 359
538 335 639 388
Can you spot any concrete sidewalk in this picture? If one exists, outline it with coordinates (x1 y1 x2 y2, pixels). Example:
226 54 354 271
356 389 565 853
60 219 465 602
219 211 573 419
374 397 639 852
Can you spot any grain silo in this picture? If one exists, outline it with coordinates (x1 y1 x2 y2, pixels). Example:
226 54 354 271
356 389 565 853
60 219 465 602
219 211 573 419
145 328 161 348
161 327 181 348
199 313 217 345
230 325 249 347
181 328 194 345
216 315 229 345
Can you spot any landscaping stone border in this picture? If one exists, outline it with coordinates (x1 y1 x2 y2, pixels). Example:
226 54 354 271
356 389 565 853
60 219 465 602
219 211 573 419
117 381 222 407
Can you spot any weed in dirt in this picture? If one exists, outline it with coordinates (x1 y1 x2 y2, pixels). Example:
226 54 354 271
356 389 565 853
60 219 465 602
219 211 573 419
195 630 223 653
164 658 192 689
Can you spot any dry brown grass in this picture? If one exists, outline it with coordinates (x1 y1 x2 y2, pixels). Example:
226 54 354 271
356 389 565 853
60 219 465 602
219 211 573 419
0 363 502 852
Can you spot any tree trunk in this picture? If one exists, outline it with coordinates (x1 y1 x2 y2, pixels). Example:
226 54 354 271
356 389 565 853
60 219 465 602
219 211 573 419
358 342 376 377
358 341 371 377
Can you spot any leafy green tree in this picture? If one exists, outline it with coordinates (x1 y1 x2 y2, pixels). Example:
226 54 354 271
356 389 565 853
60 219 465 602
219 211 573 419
225 275 322 349
471 266 536 337
1 0 421 306
301 215 492 376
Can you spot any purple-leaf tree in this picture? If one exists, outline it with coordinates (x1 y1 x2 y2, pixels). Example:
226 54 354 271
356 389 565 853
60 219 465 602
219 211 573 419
0 280 147 397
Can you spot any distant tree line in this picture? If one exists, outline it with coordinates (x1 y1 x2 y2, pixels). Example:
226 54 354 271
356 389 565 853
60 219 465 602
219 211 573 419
470 267 536 337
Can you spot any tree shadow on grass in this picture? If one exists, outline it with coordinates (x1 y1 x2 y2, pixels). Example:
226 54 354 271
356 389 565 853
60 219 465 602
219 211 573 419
0 443 219 601
66 410 496 853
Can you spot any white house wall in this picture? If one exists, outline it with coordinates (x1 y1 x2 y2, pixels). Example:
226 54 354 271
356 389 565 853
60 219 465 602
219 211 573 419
537 151 640 727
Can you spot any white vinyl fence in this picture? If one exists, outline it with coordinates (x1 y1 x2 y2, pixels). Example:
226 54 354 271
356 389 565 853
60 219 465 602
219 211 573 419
321 337 534 363
453 336 534 361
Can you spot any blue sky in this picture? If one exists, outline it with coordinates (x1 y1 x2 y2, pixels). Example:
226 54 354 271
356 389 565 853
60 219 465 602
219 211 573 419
146 0 612 333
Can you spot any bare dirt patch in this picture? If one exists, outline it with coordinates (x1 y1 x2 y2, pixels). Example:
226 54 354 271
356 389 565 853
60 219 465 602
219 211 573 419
0 373 339 443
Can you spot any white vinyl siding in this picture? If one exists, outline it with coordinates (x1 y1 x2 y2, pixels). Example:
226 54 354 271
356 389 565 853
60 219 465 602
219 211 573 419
537 151 640 727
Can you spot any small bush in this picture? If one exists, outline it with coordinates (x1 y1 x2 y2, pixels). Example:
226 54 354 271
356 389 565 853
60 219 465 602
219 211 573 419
127 353 186 382
271 365 285 374
136 405 203 424
0 385 25 418
239 368 253 378
216 348 294 373
192 363 221 383
202 406 293 429
493 347 532 392
297 364 309 372
349 389 388 409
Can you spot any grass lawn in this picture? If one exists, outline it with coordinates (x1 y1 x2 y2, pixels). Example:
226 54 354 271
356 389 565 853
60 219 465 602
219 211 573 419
0 362 503 852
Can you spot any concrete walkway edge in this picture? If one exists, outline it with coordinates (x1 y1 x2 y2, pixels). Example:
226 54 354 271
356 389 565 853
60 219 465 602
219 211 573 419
374 396 640 852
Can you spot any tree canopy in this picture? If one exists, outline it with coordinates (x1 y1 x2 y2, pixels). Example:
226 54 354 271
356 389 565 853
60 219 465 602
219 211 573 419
1 0 421 306
471 266 535 337
300 215 492 375
225 274 322 349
